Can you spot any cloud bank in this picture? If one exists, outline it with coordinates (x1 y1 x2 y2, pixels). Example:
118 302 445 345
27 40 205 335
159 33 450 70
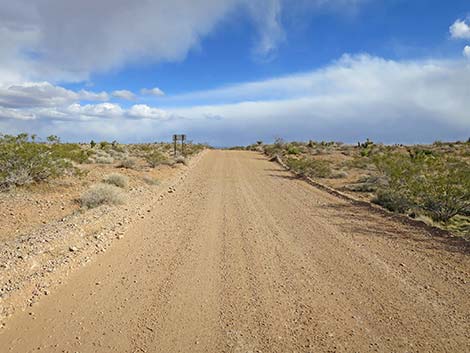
0 0 364 83
1 55 469 146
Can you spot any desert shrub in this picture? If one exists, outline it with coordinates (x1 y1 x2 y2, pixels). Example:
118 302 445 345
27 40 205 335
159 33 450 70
95 156 114 164
175 155 188 165
373 152 470 222
330 170 348 179
287 145 301 155
145 151 168 167
80 183 123 209
286 157 332 178
373 188 410 212
99 141 111 150
50 143 91 163
183 143 207 156
119 157 138 169
103 173 128 188
0 133 77 190
143 176 160 185
346 182 378 193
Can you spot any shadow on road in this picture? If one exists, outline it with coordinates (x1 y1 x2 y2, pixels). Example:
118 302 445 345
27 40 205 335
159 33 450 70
325 203 470 256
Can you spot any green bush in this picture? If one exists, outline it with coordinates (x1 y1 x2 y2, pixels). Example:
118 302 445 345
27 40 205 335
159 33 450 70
287 146 301 155
0 134 77 190
286 157 332 178
373 152 470 222
145 151 168 168
373 188 411 213
50 143 91 163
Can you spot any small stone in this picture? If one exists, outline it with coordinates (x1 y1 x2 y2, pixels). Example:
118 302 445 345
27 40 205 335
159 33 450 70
69 246 78 252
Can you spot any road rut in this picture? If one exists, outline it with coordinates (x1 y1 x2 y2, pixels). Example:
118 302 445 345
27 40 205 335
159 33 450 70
0 150 468 352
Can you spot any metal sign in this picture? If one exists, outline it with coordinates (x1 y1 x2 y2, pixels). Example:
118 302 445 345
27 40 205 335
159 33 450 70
173 134 186 141
173 134 186 157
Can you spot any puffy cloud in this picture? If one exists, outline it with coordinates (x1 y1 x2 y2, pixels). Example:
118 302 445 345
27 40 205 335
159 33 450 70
0 82 107 109
140 87 165 97
127 104 172 120
2 55 469 145
112 90 136 100
464 45 470 59
78 90 109 101
450 19 470 39
66 103 124 119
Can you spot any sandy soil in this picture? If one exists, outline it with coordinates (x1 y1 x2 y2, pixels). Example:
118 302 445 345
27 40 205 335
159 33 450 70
0 150 468 352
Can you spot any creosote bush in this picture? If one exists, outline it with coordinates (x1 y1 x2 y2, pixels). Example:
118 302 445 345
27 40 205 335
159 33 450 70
373 152 470 222
286 157 332 178
0 133 79 190
145 151 168 168
103 173 128 188
80 183 124 209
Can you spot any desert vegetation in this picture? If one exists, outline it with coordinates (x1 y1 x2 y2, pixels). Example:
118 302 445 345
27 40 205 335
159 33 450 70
80 183 124 209
103 173 128 188
0 132 207 242
0 133 86 190
0 133 206 192
250 138 470 238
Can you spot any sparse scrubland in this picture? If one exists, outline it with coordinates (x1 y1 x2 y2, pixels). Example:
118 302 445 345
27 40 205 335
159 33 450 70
248 138 470 238
0 133 207 242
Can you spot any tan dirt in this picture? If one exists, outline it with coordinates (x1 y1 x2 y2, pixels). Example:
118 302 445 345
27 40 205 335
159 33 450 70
0 150 468 352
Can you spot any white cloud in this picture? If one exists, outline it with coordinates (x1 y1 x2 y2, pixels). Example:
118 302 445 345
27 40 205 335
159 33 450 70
0 82 107 109
141 87 165 97
2 55 469 145
112 90 136 100
79 90 109 101
450 19 470 39
67 103 124 119
247 0 285 57
0 0 368 83
127 104 172 120
0 106 36 120
464 45 470 59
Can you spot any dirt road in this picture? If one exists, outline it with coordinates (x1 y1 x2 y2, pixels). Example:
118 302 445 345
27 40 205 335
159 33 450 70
1 150 468 352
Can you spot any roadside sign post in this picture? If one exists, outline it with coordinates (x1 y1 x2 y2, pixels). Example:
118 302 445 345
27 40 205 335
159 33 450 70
173 134 186 157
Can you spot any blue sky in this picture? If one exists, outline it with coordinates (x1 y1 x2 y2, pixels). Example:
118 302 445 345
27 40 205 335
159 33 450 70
0 0 470 145
85 0 469 97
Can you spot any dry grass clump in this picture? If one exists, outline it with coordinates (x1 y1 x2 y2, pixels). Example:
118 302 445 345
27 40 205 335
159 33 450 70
119 157 138 169
103 173 128 188
143 176 160 185
95 156 114 164
80 183 124 209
